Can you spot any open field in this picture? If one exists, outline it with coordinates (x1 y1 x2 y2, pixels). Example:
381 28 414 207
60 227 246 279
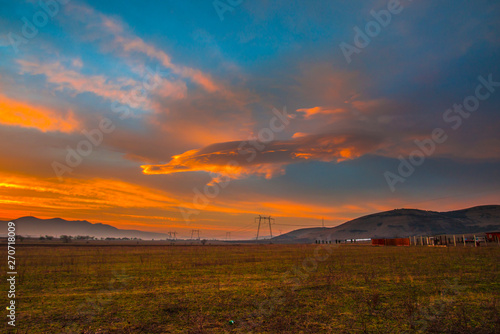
2 244 499 333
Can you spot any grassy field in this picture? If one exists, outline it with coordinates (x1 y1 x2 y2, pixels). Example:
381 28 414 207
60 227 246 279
2 243 499 333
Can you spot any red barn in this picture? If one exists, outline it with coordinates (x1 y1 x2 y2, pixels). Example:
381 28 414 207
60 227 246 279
372 238 410 246
486 232 500 242
372 238 386 246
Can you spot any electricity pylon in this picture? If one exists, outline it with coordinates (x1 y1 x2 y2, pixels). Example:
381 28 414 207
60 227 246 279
255 215 274 240
191 230 200 240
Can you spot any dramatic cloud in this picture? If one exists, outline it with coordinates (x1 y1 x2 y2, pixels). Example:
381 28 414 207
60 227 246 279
141 133 383 181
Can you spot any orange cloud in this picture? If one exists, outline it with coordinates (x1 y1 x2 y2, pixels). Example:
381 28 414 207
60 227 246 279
0 94 79 133
141 147 287 183
296 106 346 119
292 132 308 138
141 133 382 182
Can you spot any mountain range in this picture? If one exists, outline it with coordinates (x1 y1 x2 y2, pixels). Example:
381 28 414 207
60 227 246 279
0 216 169 240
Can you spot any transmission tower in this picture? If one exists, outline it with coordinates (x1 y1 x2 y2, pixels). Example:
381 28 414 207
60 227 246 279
255 215 274 240
168 231 177 240
191 230 200 240
226 232 231 240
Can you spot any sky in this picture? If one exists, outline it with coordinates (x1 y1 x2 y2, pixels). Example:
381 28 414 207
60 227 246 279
0 0 499 239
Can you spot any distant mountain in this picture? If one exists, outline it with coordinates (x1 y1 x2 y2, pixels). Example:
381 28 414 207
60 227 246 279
0 216 169 240
273 205 500 243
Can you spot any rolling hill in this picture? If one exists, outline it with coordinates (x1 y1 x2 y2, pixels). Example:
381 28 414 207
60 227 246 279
273 205 500 243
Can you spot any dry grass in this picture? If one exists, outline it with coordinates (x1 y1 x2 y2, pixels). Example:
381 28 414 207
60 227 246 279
1 244 499 333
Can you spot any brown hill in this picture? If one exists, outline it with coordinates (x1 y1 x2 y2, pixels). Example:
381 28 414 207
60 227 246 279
273 205 500 243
